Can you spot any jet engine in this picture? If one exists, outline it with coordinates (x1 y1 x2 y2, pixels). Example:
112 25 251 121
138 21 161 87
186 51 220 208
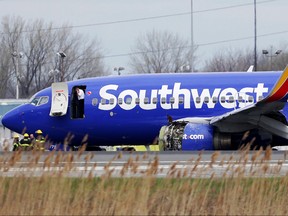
158 122 237 151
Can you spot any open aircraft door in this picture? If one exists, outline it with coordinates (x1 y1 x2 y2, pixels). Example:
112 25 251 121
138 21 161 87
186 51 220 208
49 82 69 116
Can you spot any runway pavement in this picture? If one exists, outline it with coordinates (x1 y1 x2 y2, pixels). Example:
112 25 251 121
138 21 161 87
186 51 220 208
0 150 288 178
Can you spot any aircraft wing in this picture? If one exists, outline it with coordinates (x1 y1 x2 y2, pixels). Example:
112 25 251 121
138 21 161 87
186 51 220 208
210 66 288 139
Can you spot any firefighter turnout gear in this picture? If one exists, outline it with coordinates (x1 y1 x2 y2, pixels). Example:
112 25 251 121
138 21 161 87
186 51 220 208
12 135 20 151
34 137 45 150
20 134 33 151
34 129 45 150
35 130 43 134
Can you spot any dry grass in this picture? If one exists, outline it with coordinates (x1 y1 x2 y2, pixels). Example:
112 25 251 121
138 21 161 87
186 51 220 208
0 149 288 215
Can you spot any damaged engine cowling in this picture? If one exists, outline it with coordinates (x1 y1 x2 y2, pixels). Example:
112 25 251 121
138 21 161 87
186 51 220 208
158 122 233 151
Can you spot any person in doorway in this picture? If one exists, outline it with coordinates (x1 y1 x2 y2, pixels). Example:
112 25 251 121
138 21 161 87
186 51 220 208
76 87 85 118
71 89 78 118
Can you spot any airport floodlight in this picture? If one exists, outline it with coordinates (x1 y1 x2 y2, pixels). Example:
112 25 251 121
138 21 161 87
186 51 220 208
48 70 54 77
11 51 17 57
262 47 282 70
180 64 190 72
49 69 60 82
275 50 282 55
57 52 66 58
11 51 24 99
114 67 125 71
18 52 24 58
48 69 60 76
114 67 125 75
11 51 23 58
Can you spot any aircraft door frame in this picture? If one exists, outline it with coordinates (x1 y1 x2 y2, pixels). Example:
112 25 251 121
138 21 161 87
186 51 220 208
71 85 86 119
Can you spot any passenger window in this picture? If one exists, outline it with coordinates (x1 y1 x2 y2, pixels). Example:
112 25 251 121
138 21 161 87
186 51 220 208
228 96 234 103
169 97 175 104
196 97 201 104
144 97 149 104
152 97 157 104
212 97 218 103
258 96 264 101
238 96 244 103
248 96 254 103
179 97 184 104
118 98 123 105
92 98 98 106
101 99 107 105
220 96 226 103
109 98 115 105
135 98 140 105
126 97 132 104
161 97 166 104
204 97 209 104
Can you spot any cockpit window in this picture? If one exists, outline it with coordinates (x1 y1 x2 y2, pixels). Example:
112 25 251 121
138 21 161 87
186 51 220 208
30 97 40 106
38 96 49 106
29 96 49 106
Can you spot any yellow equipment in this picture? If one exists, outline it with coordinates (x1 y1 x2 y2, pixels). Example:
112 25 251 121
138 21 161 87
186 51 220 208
106 145 160 151
35 129 43 134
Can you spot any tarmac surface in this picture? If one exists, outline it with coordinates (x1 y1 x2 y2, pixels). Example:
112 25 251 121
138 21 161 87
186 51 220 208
0 150 288 178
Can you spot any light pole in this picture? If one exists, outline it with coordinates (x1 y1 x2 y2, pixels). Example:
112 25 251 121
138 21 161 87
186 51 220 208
180 64 190 72
114 67 125 75
190 0 194 72
262 47 282 70
57 52 66 82
254 0 257 71
11 51 23 99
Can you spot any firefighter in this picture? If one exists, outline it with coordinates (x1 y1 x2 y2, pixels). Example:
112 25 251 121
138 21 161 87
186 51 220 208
29 134 35 143
12 134 20 151
19 133 32 151
34 129 46 151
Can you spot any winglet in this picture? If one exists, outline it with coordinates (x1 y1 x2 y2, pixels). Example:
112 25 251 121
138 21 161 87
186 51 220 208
262 65 288 103
247 65 254 72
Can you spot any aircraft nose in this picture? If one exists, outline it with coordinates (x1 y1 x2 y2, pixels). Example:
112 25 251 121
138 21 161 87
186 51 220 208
1 108 23 132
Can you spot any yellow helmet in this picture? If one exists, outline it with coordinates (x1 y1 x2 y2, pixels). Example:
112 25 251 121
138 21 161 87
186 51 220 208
24 133 29 137
35 129 43 134
13 134 20 138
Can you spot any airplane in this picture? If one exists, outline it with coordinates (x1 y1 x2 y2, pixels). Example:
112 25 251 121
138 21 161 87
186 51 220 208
1 66 288 151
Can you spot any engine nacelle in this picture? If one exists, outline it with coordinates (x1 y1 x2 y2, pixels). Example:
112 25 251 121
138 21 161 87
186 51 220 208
182 123 214 150
158 122 233 151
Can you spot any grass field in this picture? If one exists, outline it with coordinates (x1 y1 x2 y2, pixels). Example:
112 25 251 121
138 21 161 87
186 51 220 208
1 148 288 215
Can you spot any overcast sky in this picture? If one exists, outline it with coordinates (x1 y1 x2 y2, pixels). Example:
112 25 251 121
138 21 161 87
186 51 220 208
1 0 287 74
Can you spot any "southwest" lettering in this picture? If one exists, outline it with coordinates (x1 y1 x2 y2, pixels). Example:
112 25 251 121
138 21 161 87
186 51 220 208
98 83 269 111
